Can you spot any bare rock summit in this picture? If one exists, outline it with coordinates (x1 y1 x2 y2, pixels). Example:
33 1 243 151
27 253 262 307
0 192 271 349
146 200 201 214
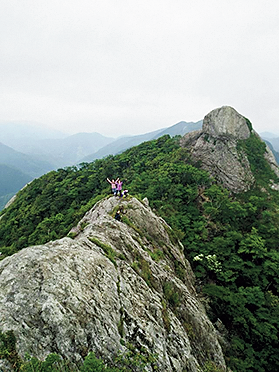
181 106 279 193
0 196 227 372
203 106 251 140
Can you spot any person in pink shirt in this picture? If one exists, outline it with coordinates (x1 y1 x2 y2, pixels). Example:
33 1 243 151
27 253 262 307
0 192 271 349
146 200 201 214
116 179 123 197
106 178 118 196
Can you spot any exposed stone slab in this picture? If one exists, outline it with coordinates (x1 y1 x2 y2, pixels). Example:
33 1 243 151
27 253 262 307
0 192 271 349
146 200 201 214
0 197 226 371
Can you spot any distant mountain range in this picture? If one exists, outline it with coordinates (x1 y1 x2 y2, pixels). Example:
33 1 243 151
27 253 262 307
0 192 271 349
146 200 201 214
22 132 115 168
0 164 32 210
0 120 203 169
263 140 279 164
1 119 279 211
0 142 54 177
0 121 66 151
0 142 55 210
260 132 279 163
81 120 203 162
262 137 279 152
260 131 279 151
0 120 202 210
260 131 279 139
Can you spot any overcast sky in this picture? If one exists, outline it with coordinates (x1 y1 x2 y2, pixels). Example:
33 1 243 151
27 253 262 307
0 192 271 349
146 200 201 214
1 0 279 137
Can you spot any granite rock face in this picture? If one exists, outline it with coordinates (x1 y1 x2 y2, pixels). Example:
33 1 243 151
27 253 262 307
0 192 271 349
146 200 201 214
203 106 251 140
181 106 279 193
0 197 226 371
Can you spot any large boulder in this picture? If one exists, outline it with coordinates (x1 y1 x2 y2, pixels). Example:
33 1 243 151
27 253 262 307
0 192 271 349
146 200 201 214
181 106 279 193
203 106 251 139
0 196 226 371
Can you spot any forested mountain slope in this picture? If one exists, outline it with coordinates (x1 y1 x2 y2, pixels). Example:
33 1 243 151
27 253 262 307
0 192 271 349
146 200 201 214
0 107 279 371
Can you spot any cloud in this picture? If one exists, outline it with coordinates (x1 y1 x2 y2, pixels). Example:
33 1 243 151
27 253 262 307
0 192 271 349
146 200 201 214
1 0 279 136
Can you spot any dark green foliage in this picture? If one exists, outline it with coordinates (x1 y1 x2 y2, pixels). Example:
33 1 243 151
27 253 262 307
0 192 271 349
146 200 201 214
114 343 158 371
80 352 110 371
237 132 279 186
117 308 125 338
245 118 253 133
21 353 77 372
147 248 164 262
1 133 279 370
0 330 157 372
173 260 187 281
0 330 21 371
161 300 171 333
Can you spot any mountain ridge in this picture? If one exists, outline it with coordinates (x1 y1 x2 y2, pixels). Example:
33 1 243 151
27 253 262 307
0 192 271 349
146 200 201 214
81 120 202 163
1 107 279 371
0 120 202 210
0 196 226 371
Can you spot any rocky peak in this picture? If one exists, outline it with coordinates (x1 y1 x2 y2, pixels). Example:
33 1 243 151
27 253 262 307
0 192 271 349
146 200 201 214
181 106 279 193
203 106 251 140
0 196 226 371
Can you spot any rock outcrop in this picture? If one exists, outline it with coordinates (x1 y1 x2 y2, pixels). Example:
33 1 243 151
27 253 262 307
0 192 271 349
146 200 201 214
0 196 227 371
202 106 251 140
181 106 279 193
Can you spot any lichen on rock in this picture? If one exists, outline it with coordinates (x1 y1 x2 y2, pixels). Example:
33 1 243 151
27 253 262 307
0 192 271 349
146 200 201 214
0 196 226 371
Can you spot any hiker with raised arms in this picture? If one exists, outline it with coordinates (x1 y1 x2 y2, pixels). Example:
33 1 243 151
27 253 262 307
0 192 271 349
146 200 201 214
106 177 118 196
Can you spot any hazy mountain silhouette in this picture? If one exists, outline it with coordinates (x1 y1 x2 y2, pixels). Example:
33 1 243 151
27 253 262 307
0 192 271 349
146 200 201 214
260 131 279 139
0 142 54 177
0 120 202 209
81 120 203 163
0 164 32 210
263 137 279 152
0 120 202 167
264 140 279 164
0 121 67 152
19 132 115 168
